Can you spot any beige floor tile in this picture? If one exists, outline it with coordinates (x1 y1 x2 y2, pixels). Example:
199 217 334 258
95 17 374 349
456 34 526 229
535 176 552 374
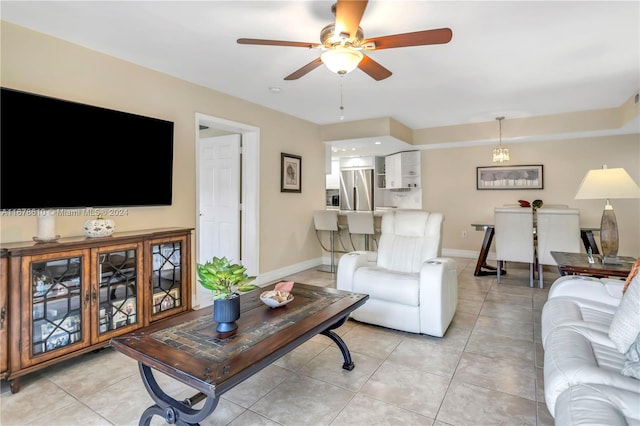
537 401 555 426
298 346 383 392
535 366 545 402
227 409 282 426
185 394 246 426
359 361 450 418
474 315 534 342
272 339 328 371
453 352 536 400
42 347 139 399
535 341 545 369
466 328 536 363
448 311 478 331
456 299 483 316
457 286 487 303
479 300 534 324
81 374 154 426
223 364 292 408
331 393 435 425
26 399 113 426
338 322 404 360
457 277 493 293
485 290 533 307
250 374 354 425
437 381 537 425
0 379 77 425
408 324 471 351
387 339 462 378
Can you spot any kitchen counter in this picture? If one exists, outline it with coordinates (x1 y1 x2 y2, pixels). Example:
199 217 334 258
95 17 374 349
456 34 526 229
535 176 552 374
326 207 397 216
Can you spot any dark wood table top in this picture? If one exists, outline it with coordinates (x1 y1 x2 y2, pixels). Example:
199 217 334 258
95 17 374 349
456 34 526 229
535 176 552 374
550 251 636 278
111 283 368 396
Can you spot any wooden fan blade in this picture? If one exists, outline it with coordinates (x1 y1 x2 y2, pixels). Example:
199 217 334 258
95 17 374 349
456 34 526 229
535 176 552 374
358 55 392 81
284 58 324 80
237 38 319 49
363 28 453 50
335 0 368 39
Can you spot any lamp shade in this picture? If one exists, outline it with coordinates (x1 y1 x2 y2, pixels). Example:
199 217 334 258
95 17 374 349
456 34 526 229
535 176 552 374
321 47 363 75
575 167 640 200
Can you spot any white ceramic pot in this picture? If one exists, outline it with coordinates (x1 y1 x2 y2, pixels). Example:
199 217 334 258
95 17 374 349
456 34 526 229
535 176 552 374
83 214 115 238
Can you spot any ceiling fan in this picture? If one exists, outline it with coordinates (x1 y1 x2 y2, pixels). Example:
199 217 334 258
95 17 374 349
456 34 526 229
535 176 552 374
237 0 452 81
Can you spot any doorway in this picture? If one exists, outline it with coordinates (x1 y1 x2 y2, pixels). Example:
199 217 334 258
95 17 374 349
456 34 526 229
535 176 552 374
195 113 260 308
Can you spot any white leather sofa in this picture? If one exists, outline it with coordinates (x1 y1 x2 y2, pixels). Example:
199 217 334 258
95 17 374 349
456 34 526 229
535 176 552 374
554 384 640 426
336 210 458 337
541 272 640 422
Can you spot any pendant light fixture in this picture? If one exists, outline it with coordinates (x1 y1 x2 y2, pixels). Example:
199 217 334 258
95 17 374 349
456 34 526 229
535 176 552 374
492 116 510 163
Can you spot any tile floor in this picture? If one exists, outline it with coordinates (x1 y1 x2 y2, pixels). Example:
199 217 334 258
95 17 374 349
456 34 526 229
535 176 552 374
0 257 558 425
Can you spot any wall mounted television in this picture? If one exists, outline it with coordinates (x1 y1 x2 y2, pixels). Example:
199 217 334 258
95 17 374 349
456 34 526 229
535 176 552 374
0 87 174 210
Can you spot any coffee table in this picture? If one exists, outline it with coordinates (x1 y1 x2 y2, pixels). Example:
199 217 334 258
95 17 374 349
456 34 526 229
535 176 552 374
111 283 368 426
550 251 636 278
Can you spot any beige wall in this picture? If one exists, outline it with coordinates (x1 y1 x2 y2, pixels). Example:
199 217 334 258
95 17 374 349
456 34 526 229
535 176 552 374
422 134 640 257
0 21 325 274
2 20 639 279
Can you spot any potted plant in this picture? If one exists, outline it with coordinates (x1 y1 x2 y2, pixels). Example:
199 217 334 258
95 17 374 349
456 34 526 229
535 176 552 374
197 256 258 333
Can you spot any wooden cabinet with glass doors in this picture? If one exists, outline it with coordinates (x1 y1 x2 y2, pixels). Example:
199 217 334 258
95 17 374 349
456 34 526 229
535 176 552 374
1 227 192 393
0 253 8 379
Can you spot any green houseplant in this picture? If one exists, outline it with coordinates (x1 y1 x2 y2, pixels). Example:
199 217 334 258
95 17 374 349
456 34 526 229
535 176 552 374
197 256 258 333
197 256 258 300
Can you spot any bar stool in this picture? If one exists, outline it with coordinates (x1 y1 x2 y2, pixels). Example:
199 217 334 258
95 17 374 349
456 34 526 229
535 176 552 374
346 212 377 251
313 210 344 273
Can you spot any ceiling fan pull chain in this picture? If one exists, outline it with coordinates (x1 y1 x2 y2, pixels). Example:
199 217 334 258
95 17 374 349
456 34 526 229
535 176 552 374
339 78 345 121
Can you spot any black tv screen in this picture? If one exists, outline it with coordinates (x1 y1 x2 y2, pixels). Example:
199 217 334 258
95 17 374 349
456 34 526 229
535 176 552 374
1 87 174 210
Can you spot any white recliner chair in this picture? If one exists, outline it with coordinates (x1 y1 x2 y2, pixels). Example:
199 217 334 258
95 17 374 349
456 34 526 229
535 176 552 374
336 210 458 337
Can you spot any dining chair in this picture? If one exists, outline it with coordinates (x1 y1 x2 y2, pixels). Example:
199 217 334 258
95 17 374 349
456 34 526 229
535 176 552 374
494 207 535 287
536 207 581 288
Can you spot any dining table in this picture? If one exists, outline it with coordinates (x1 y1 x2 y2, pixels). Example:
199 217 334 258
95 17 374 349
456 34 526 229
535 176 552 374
470 223 601 277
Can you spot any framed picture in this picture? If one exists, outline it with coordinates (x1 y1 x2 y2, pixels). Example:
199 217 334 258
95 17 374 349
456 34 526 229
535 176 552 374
477 165 544 190
281 153 302 193
152 288 181 314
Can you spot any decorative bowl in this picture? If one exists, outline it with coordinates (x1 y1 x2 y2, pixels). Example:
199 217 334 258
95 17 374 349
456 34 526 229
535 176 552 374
83 215 115 238
260 290 293 308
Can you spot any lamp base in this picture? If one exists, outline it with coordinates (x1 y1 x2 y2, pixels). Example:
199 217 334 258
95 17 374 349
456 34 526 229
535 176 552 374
600 205 619 262
601 255 623 265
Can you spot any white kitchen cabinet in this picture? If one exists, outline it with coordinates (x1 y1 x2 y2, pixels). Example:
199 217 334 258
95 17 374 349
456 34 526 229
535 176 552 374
326 159 340 190
339 156 374 170
385 151 420 189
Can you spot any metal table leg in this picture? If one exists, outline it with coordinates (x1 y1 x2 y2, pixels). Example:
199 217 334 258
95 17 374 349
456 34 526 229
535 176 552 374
320 316 355 370
138 363 219 426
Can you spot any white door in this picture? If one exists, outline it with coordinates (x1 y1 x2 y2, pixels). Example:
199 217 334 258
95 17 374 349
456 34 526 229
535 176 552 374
197 134 241 307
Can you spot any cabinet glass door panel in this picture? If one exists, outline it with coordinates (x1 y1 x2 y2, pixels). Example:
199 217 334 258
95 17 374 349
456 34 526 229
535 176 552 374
151 242 182 315
31 257 83 355
98 249 138 334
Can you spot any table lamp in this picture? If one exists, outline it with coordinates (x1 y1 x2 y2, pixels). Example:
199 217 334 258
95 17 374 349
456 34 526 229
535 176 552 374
575 165 640 264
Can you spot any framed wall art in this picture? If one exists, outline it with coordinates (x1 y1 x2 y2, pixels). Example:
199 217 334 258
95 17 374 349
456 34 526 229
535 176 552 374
477 165 543 190
281 153 302 193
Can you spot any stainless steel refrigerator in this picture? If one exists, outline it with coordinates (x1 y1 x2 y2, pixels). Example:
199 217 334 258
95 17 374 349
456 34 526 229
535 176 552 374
340 169 374 211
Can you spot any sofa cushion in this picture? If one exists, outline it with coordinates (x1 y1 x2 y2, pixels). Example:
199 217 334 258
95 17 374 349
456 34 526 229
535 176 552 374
609 274 640 354
541 296 616 347
543 325 638 416
554 384 640 426
622 332 640 380
352 266 419 306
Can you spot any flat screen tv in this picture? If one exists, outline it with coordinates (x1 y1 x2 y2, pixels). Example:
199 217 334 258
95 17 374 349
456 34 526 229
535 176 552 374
1 87 174 210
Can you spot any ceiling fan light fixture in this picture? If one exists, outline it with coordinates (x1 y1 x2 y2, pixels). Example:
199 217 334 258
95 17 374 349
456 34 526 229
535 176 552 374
321 47 363 75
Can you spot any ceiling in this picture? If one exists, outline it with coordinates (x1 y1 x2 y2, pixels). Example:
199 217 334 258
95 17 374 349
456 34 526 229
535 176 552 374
2 1 639 138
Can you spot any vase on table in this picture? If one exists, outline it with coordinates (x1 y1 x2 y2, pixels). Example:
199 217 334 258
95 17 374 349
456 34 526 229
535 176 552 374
213 295 241 333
